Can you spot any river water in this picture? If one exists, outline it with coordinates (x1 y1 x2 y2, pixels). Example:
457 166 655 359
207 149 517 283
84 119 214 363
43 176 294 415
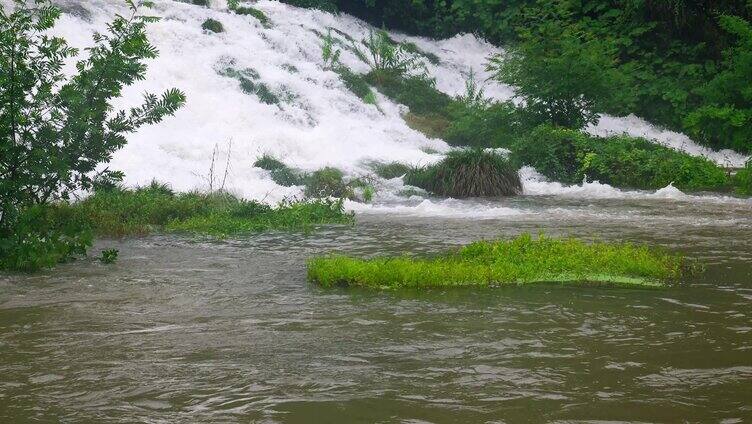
1 196 751 423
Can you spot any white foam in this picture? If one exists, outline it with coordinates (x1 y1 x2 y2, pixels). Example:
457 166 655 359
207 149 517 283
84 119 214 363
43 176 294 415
20 0 749 212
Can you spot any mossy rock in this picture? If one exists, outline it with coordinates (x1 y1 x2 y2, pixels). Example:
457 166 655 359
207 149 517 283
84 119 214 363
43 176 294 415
202 18 224 33
406 149 522 197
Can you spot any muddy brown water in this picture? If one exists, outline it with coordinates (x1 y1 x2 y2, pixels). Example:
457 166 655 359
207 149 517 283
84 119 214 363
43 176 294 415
1 196 751 423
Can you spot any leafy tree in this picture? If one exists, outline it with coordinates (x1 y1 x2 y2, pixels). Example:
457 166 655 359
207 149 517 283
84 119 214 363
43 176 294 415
0 0 185 269
488 20 629 129
684 14 752 153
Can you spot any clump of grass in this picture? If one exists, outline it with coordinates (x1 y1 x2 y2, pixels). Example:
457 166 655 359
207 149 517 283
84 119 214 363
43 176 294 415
405 149 522 198
254 154 307 187
74 183 353 237
308 233 690 289
201 18 224 33
401 41 441 65
366 71 452 117
234 6 271 27
369 161 411 179
304 167 354 198
733 160 752 195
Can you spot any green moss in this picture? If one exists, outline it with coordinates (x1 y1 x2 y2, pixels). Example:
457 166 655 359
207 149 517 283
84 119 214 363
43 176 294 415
514 125 731 192
254 155 307 187
201 18 224 33
71 184 353 238
234 6 272 28
403 112 450 139
308 233 689 289
405 149 522 197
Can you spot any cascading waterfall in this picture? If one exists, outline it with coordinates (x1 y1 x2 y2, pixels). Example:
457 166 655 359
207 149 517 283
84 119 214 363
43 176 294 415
42 0 751 217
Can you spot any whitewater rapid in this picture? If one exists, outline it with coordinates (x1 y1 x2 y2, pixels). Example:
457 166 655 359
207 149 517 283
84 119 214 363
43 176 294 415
36 0 752 217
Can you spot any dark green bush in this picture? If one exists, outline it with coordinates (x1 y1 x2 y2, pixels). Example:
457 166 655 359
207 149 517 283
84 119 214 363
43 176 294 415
202 18 224 33
444 101 525 148
405 149 521 198
514 126 730 191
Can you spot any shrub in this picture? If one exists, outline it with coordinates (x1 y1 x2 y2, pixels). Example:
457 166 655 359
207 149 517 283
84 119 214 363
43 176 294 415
304 167 353 198
444 101 525 148
514 126 730 191
202 18 224 33
0 205 92 272
308 233 688 289
405 149 522 197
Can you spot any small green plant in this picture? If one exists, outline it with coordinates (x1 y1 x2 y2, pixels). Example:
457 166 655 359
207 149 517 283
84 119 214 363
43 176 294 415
100 249 119 264
202 18 224 33
405 149 522 198
308 233 690 289
321 29 341 70
218 66 280 105
354 29 427 82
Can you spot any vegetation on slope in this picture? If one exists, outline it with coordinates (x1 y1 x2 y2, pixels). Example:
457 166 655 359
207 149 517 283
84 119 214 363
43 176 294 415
308 233 688 289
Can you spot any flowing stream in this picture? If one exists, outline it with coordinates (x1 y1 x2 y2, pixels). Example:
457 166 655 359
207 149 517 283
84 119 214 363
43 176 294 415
1 1 752 422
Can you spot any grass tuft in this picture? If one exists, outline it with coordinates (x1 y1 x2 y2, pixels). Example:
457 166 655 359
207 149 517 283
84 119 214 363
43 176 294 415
201 18 224 33
405 149 521 197
308 233 691 289
370 161 411 179
74 184 353 237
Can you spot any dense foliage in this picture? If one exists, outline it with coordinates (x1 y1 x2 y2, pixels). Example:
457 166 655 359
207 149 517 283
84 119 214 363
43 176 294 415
309 233 688 289
289 0 752 152
513 126 731 191
0 0 186 270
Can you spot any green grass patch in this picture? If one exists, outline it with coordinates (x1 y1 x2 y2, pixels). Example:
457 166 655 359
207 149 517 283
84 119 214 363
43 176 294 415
366 71 452 117
73 183 353 237
369 161 411 179
335 67 376 105
405 149 521 197
513 125 731 192
403 112 450 139
304 167 354 198
254 154 307 186
234 6 271 28
308 233 689 289
218 66 280 105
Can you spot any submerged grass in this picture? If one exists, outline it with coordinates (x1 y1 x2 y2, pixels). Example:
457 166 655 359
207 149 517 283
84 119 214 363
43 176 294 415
308 233 689 289
73 183 353 237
